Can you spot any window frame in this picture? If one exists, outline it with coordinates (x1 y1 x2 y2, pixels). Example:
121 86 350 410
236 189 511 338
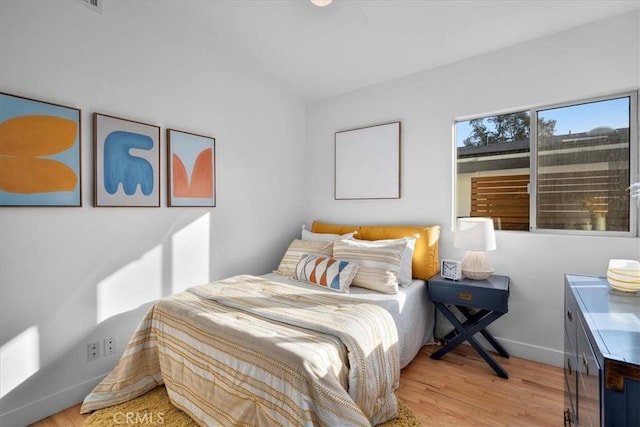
455 90 639 237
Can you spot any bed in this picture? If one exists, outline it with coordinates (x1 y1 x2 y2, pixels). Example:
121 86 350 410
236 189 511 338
262 272 434 370
81 221 440 426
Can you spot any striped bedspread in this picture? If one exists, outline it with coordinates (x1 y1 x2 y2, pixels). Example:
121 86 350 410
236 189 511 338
81 275 400 426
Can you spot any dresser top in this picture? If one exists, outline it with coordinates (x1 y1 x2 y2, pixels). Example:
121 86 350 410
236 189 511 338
566 274 640 366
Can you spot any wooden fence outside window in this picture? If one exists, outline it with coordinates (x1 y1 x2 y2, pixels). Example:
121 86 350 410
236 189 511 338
469 169 629 232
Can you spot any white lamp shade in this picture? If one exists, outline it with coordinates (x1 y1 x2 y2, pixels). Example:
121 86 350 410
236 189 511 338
454 217 496 251
310 0 333 6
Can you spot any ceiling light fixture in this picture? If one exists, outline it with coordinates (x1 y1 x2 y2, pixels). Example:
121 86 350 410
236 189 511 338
310 0 333 7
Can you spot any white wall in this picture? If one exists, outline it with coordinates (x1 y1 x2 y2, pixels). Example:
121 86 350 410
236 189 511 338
306 12 640 366
0 1 306 425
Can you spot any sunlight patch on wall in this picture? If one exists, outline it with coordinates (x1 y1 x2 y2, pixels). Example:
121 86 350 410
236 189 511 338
0 326 39 398
172 213 210 293
97 246 162 323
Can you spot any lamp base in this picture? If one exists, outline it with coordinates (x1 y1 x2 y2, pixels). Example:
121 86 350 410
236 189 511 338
461 251 494 280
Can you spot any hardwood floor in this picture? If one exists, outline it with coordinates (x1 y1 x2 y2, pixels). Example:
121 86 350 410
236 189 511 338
397 345 564 426
32 344 564 426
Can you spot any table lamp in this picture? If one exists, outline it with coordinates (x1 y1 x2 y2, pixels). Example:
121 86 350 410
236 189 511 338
454 217 496 280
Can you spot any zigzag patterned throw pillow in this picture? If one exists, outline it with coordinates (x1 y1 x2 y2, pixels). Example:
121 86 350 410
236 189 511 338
293 254 359 293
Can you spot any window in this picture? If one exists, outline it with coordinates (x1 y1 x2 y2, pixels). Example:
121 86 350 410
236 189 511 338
456 92 637 235
456 111 531 231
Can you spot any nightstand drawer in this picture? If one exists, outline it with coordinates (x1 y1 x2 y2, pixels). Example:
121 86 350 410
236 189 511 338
428 275 509 313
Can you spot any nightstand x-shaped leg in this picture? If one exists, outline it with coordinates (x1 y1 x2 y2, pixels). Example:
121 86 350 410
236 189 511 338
431 302 509 379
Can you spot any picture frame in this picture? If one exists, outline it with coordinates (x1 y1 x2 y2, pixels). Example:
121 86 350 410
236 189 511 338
334 121 401 200
93 113 160 207
167 128 216 207
0 92 82 206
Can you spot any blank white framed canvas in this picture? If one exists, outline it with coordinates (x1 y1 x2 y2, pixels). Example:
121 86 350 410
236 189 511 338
334 121 401 200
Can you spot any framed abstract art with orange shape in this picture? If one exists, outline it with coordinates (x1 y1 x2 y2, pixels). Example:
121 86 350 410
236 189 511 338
0 92 81 206
167 129 215 207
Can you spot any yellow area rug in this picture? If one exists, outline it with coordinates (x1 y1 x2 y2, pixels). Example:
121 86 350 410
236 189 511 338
84 386 421 426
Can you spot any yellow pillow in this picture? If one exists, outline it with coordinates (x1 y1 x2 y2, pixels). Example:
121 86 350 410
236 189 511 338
310 221 362 235
311 221 441 280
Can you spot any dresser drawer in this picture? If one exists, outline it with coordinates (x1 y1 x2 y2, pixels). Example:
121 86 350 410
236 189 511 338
577 316 601 426
564 331 578 420
429 280 508 312
564 282 578 352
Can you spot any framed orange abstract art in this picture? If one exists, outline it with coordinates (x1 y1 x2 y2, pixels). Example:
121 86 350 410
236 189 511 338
0 92 81 206
167 129 215 207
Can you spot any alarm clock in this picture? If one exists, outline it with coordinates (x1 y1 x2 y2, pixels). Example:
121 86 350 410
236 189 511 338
441 259 463 280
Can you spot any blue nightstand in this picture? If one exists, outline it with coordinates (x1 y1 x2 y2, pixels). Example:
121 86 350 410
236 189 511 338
428 273 510 379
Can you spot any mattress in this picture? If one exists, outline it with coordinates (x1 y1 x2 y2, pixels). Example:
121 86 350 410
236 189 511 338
261 272 435 369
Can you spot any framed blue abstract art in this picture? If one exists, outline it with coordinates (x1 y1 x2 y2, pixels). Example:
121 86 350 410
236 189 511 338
167 129 216 207
94 113 160 207
0 92 82 206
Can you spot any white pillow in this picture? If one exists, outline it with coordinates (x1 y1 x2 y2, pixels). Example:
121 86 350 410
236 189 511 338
301 225 356 242
362 236 417 286
332 238 407 294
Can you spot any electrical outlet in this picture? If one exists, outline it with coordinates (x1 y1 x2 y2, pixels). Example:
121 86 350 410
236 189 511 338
104 337 115 355
87 342 100 361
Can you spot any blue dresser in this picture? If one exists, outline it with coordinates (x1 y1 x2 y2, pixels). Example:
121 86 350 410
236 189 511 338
564 274 640 426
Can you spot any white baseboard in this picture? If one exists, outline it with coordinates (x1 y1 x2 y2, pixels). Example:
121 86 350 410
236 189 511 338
433 335 564 368
495 337 564 368
435 311 564 368
0 374 106 427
